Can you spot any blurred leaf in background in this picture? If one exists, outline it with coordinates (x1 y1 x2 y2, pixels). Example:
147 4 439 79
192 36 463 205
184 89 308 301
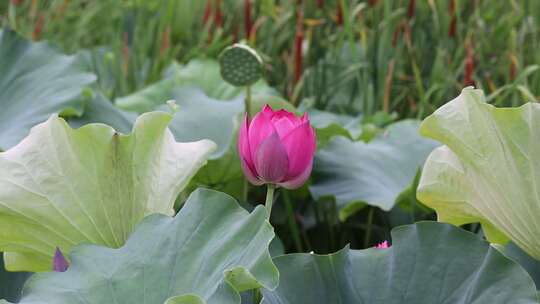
0 28 95 150
310 120 438 220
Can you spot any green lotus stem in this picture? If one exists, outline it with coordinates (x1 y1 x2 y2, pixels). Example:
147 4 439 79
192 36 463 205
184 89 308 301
283 190 304 252
242 179 249 203
245 85 252 117
265 184 275 217
242 86 252 204
8 3 17 30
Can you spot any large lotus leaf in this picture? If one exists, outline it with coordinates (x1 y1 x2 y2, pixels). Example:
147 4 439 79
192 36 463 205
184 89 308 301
76 47 119 98
307 109 362 147
499 242 540 288
0 112 215 272
261 222 538 304
68 93 136 134
116 59 274 113
1 189 278 304
0 28 96 151
163 87 244 158
417 87 540 260
310 120 438 220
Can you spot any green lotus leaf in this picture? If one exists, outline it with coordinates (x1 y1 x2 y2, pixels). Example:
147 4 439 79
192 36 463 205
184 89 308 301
310 120 438 220
262 222 538 303
307 109 362 147
0 112 215 272
499 242 540 288
76 47 117 98
9 189 278 304
417 87 540 260
163 87 244 158
0 28 96 150
68 93 136 133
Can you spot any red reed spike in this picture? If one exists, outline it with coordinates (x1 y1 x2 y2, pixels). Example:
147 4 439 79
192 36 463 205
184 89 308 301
448 0 457 38
448 15 457 38
463 42 475 87
122 31 129 74
336 1 343 25
214 0 223 28
32 13 45 40
244 0 253 39
392 23 402 48
293 8 304 86
160 26 171 57
509 54 517 81
202 0 212 26
407 0 416 19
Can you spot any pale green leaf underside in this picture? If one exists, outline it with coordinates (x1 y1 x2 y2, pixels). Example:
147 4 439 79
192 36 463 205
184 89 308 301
0 29 96 151
0 112 215 271
10 189 278 304
262 222 538 303
310 120 438 217
417 87 540 260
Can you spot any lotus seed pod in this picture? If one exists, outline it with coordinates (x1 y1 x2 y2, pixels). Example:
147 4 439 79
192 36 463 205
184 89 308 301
219 44 263 87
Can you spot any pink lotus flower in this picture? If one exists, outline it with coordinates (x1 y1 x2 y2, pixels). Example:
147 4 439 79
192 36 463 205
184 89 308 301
375 241 389 249
239 105 316 189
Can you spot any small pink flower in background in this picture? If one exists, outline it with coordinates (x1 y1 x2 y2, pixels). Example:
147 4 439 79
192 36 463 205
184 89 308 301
239 105 316 189
52 247 69 272
375 240 389 249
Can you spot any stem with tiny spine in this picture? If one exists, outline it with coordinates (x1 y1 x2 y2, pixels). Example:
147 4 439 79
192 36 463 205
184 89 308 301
242 85 252 203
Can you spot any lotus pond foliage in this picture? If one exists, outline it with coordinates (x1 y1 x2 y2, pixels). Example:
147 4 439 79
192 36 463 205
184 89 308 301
1 1 540 303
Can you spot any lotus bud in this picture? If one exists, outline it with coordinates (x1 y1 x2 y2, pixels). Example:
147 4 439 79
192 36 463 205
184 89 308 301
238 105 316 189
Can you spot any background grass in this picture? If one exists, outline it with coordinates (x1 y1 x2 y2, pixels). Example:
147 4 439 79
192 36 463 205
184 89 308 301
3 0 539 115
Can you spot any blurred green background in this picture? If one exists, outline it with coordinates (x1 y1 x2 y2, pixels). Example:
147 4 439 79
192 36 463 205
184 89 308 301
3 0 539 114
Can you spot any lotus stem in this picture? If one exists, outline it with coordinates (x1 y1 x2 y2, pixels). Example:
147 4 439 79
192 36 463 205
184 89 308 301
265 184 275 217
245 85 252 118
283 190 304 252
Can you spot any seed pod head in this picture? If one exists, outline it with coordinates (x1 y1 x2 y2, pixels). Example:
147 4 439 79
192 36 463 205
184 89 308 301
219 43 263 87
